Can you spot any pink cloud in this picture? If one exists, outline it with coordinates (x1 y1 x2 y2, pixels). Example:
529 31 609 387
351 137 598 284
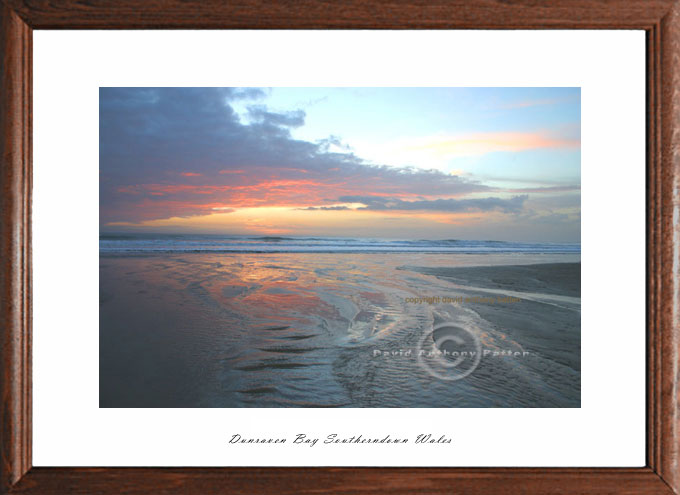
408 131 580 157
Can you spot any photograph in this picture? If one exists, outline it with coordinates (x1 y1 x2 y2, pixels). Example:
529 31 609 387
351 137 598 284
2 2 670 492
99 87 581 408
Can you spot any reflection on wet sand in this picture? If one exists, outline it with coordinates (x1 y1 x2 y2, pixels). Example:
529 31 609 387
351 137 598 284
100 253 580 408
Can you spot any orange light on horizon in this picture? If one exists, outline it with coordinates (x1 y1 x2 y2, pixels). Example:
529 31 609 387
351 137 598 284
102 204 501 235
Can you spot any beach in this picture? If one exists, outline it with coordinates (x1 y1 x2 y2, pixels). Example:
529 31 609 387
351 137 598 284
100 250 580 408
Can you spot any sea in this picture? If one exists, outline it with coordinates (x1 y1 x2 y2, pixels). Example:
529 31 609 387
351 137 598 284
100 233 580 255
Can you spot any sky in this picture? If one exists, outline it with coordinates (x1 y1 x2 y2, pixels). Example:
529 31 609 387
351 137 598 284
100 87 580 242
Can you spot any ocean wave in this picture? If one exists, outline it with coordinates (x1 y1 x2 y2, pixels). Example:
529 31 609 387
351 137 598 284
99 235 580 254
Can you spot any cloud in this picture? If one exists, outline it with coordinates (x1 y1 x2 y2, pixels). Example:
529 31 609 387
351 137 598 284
505 185 580 193
99 88 494 225
247 105 306 128
296 206 351 211
294 95 329 109
337 195 529 214
406 131 580 158
316 135 352 153
232 88 268 100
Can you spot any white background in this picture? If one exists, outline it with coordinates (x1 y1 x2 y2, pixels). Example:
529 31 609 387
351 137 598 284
32 30 645 467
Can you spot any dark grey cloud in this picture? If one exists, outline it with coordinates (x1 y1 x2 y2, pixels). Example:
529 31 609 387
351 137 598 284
296 206 351 211
337 195 529 213
247 105 306 128
232 88 268 100
99 88 508 225
525 193 581 210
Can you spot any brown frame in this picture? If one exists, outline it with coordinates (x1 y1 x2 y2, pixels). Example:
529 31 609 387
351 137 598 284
0 1 678 493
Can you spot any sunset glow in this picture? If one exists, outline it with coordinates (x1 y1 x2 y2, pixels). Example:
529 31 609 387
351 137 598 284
100 87 580 241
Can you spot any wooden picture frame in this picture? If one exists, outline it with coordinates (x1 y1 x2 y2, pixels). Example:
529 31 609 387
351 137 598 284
1 1 678 493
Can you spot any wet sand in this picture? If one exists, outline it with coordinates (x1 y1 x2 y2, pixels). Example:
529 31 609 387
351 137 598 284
100 253 580 407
